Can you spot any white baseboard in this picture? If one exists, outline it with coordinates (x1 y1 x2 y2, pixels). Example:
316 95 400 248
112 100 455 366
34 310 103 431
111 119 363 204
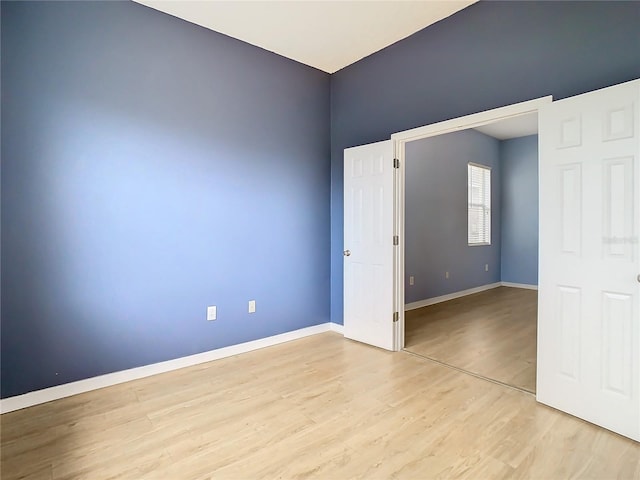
501 282 538 290
1 322 344 414
329 322 344 334
404 281 539 311
405 282 502 310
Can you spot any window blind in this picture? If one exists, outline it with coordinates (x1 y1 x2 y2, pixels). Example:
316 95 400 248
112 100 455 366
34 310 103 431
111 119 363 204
468 163 491 245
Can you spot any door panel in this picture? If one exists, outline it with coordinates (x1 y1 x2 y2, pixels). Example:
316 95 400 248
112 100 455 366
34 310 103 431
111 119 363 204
603 157 634 260
538 79 640 441
557 285 581 381
559 164 582 255
601 291 633 397
343 140 395 351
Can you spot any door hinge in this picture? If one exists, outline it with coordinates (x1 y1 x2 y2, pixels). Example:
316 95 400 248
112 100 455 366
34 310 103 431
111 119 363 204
393 158 400 169
393 235 399 246
393 312 399 322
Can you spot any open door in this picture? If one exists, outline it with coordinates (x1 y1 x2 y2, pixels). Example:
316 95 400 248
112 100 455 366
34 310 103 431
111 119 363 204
343 140 396 351
538 79 640 441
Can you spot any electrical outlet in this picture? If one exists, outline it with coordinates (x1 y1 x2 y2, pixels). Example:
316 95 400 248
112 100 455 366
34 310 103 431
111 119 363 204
207 305 217 321
485 264 489 272
445 271 450 279
248 300 256 314
409 276 414 286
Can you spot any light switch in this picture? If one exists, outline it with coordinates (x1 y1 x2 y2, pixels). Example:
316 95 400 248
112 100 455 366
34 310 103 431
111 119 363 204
207 305 216 321
248 300 256 314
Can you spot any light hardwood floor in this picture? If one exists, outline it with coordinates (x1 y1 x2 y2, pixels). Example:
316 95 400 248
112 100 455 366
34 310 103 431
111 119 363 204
405 287 538 393
2 331 638 479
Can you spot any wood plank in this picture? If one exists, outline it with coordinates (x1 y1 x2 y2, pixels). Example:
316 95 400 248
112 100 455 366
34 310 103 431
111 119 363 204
1 331 637 479
405 286 537 392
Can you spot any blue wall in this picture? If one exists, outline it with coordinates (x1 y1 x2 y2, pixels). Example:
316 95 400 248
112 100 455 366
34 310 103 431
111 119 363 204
330 1 640 324
405 132 539 305
1 1 330 398
3 0 640 397
500 135 539 286
405 130 501 303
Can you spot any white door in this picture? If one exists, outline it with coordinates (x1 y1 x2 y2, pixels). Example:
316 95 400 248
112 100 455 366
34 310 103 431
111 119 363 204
343 140 396 350
538 79 640 441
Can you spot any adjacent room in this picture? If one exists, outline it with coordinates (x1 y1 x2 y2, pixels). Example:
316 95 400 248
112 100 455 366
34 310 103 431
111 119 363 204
404 115 539 393
2 1 639 478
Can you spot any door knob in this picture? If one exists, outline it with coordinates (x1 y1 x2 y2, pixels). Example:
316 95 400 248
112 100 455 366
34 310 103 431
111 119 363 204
343 250 351 257
637 274 640 283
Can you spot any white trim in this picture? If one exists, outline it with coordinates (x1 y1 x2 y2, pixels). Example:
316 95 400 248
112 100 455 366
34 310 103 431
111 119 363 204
404 282 501 310
1 322 341 414
392 95 552 350
393 134 405 350
501 281 538 290
391 96 552 143
393 137 403 352
329 322 344 334
404 281 539 311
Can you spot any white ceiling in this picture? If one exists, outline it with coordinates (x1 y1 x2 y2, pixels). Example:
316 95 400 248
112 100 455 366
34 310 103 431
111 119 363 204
474 113 539 140
132 0 477 73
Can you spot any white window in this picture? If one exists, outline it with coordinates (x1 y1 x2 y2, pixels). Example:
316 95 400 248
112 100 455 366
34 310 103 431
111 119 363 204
468 163 491 245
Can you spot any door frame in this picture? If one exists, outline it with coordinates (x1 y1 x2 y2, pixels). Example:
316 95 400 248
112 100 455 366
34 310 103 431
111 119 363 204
390 96 553 351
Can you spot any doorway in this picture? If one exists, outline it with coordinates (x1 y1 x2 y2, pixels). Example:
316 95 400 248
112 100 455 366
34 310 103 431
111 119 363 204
390 97 552 354
401 118 539 393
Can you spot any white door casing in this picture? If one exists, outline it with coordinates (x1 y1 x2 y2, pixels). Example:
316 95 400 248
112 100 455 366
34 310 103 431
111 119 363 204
343 140 395 351
391 96 552 350
538 79 640 441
